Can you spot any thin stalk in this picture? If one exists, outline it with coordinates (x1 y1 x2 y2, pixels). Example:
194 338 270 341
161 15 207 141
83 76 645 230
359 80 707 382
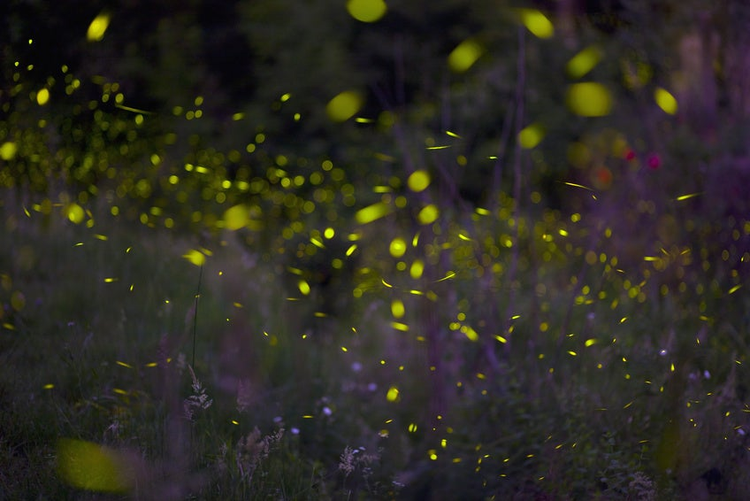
192 264 203 369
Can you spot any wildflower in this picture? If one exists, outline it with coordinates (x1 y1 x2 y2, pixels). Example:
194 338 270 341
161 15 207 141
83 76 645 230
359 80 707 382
236 427 284 481
184 365 213 421
628 472 656 501
104 420 121 441
339 445 380 478
216 443 229 473
339 446 356 476
646 153 661 170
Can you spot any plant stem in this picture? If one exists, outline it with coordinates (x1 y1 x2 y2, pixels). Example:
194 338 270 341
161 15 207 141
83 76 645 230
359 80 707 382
192 264 203 369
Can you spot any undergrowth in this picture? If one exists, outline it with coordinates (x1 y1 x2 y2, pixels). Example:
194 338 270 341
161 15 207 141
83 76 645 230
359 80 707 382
2 182 750 500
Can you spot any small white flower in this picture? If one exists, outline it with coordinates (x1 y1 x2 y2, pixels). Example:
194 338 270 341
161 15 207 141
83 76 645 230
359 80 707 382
291 427 300 435
322 406 332 416
703 370 711 379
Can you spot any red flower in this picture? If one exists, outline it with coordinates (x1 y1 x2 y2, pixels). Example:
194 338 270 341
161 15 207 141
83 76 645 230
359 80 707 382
647 153 661 170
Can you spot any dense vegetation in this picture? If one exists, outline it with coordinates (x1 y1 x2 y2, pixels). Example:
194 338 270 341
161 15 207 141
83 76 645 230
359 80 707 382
2 0 750 499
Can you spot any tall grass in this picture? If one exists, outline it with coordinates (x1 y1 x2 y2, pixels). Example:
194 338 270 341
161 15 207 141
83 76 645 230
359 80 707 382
2 164 750 500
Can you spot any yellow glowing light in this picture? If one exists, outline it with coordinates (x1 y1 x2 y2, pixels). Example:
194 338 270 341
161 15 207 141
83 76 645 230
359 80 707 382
36 88 50 106
391 321 409 331
346 0 387 23
86 13 111 42
407 170 430 192
57 439 131 492
355 202 391 224
222 204 252 231
298 280 311 296
391 299 405 318
386 386 399 402
0 142 18 160
417 204 439 225
566 83 612 117
566 46 602 79
518 9 554 39
675 193 700 201
518 123 545 149
410 259 424 279
182 249 206 266
654 87 678 115
448 38 484 73
389 237 407 258
65 203 85 224
462 325 479 342
564 181 594 191
326 90 363 122
436 271 455 282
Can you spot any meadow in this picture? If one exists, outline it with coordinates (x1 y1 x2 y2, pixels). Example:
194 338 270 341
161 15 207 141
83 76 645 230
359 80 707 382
2 139 750 500
3 5 750 497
